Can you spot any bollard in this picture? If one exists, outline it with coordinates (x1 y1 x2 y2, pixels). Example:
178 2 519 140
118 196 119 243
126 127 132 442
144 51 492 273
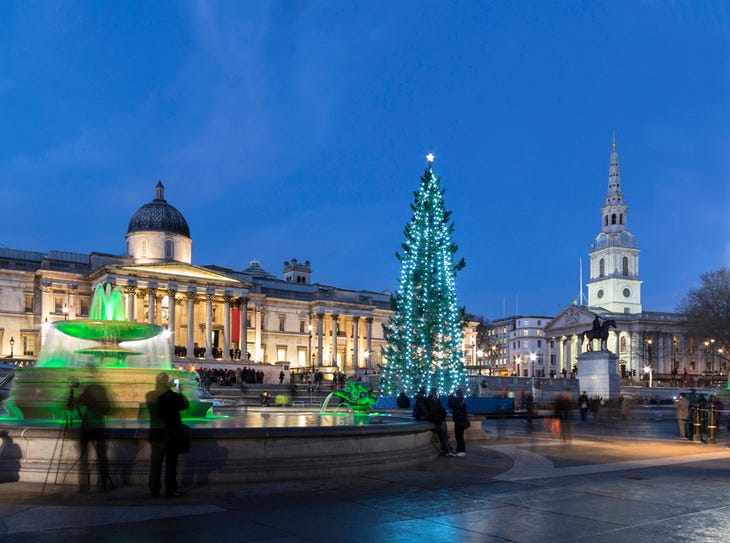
707 406 717 444
692 406 702 442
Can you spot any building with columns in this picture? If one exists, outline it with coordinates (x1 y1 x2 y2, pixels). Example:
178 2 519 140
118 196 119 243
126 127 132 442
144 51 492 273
0 181 481 379
543 139 721 385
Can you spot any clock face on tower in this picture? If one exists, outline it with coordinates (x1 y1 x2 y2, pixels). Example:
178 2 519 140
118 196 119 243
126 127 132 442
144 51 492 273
620 233 631 246
623 288 631 298
597 289 604 299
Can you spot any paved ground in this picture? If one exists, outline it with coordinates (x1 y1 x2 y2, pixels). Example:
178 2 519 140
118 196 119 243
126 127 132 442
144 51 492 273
1 415 730 542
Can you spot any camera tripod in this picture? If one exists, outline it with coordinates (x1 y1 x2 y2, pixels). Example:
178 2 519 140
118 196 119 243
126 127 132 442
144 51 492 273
41 384 80 494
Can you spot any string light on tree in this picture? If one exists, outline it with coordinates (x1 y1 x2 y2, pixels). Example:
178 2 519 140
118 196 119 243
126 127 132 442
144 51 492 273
380 155 467 396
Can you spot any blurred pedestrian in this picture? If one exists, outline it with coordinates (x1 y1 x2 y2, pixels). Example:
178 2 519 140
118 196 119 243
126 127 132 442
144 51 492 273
675 392 689 439
578 392 589 421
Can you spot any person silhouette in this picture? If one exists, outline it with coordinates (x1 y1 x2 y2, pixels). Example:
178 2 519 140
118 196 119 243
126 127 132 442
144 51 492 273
75 375 113 492
158 374 189 498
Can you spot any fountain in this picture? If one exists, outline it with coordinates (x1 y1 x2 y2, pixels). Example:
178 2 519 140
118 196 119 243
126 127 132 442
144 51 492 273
0 284 436 486
6 284 210 421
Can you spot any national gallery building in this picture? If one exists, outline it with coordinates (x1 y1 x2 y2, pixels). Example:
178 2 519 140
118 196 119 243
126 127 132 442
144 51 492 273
0 182 421 379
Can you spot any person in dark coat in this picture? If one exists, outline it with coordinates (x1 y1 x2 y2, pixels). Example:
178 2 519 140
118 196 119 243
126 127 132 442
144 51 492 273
448 388 469 456
412 387 428 420
396 391 411 409
76 378 112 491
675 392 689 439
149 373 189 498
426 388 454 456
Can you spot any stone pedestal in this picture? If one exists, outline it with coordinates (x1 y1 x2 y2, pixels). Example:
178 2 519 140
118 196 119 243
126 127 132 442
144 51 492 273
577 350 620 401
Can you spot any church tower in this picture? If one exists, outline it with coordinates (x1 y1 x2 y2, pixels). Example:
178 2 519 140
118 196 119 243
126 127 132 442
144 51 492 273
586 136 642 314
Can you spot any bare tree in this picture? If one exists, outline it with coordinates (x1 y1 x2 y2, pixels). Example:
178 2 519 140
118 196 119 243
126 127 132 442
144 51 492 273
677 267 730 371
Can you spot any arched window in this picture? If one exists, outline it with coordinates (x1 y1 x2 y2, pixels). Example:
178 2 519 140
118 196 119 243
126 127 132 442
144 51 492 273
604 215 608 226
620 336 627 353
611 214 617 225
599 258 605 277
622 256 629 276
165 239 174 260
619 213 624 225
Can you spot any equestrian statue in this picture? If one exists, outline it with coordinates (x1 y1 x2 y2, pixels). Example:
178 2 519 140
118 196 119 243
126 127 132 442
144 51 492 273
582 316 616 351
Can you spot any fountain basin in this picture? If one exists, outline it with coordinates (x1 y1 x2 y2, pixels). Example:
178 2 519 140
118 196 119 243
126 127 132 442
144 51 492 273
8 367 211 421
0 413 436 485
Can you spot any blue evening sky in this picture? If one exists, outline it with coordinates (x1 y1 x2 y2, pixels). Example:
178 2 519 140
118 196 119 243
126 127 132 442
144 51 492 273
0 1 728 320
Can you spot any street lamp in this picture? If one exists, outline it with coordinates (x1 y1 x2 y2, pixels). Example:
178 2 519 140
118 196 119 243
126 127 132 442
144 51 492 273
9 337 14 358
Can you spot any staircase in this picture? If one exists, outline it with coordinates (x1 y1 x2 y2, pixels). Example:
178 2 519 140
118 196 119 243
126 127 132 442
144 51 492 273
208 383 336 408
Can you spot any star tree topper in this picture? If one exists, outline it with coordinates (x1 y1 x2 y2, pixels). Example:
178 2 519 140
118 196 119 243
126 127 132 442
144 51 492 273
426 152 435 163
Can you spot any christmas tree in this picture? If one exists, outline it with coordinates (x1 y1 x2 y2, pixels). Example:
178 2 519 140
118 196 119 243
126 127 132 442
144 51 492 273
381 155 467 397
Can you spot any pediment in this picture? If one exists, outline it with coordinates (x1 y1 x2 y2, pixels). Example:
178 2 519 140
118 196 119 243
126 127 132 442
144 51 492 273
110 263 243 285
544 305 596 335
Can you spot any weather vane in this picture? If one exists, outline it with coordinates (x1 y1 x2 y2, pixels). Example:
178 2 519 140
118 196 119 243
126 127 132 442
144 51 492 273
426 153 435 163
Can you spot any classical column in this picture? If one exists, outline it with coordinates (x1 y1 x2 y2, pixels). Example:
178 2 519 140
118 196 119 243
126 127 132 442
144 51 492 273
167 289 177 354
205 293 213 359
317 311 324 368
240 297 249 358
352 315 360 371
223 295 231 360
366 317 373 371
148 289 157 324
186 291 195 359
331 313 339 368
125 286 136 322
254 305 263 361
559 337 566 376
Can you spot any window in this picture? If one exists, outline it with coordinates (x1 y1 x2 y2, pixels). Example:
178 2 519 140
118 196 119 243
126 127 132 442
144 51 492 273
299 321 306 334
276 346 287 361
22 335 36 356
620 336 627 353
54 296 63 314
537 320 541 326
80 297 89 316
279 316 286 332
604 215 608 226
599 258 605 277
611 213 617 225
620 213 624 225
165 239 174 260
622 257 629 276
24 295 33 313
550 354 556 366
537 340 542 348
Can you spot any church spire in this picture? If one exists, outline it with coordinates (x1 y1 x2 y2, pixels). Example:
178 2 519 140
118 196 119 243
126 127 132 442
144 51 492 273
606 133 623 206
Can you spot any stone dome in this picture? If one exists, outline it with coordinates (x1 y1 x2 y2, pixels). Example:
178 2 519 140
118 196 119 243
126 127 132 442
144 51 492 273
127 181 190 238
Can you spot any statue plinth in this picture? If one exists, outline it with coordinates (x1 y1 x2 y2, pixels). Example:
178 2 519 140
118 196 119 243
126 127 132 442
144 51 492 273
577 350 620 401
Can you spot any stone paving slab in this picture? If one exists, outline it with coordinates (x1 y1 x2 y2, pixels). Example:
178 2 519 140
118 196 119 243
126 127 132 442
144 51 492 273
1 420 730 542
